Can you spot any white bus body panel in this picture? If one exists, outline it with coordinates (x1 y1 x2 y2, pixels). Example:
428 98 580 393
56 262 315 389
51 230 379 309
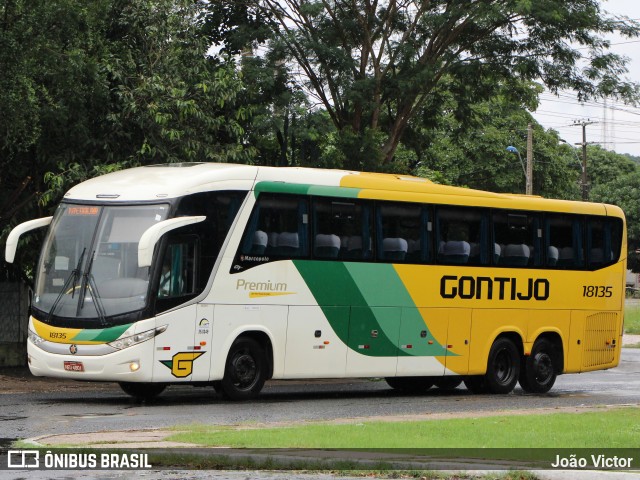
209 304 288 380
27 317 157 382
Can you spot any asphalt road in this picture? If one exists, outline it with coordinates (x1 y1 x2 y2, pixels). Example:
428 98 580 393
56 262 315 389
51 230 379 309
1 348 639 445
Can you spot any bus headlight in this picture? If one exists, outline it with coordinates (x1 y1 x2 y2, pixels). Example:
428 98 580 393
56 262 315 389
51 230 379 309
28 328 45 347
108 325 167 351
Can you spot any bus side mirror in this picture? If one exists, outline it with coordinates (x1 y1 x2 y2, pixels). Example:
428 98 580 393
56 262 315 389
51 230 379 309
5 216 53 263
138 216 206 268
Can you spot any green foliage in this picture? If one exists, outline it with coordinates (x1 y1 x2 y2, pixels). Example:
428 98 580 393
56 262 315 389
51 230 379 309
591 168 640 271
624 304 640 334
0 0 253 280
1 0 253 212
248 0 640 163
586 146 637 186
409 83 581 199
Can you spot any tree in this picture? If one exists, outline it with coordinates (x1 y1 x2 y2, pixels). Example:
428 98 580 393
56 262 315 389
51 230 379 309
1 0 252 281
235 48 308 167
405 80 581 199
247 0 640 164
584 145 637 188
0 0 252 221
39 0 255 204
591 169 640 272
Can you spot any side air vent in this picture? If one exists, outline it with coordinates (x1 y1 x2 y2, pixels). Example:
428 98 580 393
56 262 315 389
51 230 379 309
582 312 618 368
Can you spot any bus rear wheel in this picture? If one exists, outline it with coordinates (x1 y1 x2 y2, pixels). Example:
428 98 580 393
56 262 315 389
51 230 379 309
519 338 558 393
385 376 434 394
119 382 166 401
220 337 267 400
484 337 520 394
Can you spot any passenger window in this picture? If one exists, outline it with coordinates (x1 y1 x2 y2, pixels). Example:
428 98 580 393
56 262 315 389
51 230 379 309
312 198 373 261
239 194 309 260
493 211 541 267
437 207 487 265
587 217 622 269
377 203 426 263
545 214 584 269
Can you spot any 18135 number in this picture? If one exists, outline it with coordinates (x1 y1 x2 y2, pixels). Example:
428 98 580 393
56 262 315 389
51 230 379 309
582 285 613 298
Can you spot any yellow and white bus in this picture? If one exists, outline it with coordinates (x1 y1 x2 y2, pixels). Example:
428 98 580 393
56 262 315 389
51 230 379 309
5 163 626 400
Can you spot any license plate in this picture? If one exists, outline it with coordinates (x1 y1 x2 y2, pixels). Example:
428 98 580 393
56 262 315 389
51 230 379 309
63 361 84 372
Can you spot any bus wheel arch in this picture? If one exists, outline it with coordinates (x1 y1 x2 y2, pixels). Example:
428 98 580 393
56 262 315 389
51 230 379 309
519 333 563 394
219 332 272 401
484 333 522 394
234 330 274 379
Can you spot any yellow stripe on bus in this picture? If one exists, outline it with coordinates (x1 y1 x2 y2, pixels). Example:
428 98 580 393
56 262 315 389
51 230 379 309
32 318 103 345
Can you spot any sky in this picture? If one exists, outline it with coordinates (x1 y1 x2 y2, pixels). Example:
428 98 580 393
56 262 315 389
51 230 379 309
532 0 640 157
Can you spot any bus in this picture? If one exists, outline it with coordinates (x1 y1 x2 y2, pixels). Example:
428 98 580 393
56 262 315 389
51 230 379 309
5 163 626 400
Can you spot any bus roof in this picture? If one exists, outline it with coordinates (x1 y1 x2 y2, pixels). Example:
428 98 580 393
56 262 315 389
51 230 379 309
63 162 624 218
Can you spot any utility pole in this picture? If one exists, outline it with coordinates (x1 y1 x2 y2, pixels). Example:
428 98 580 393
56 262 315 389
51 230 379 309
526 123 533 195
572 120 596 201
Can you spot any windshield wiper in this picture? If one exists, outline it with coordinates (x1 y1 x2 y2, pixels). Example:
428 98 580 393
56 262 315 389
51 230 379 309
46 248 86 323
78 251 108 326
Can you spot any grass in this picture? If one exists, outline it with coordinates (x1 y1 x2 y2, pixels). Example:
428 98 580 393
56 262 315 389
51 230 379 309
624 304 640 334
168 407 640 449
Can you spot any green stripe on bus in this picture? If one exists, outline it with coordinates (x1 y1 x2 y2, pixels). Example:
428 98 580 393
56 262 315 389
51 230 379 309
254 182 361 198
293 261 451 357
293 261 403 356
71 323 132 343
344 263 451 356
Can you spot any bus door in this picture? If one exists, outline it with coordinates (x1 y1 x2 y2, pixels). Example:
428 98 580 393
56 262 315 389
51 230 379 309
152 240 203 382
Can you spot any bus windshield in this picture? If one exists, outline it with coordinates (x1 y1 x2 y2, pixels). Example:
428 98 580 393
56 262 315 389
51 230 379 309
33 203 170 322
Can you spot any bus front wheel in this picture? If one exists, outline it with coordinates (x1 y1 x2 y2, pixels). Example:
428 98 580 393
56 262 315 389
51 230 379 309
484 337 520 394
119 382 166 401
519 338 558 394
220 337 267 400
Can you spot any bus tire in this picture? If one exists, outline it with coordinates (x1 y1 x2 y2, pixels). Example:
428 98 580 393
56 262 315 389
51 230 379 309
385 376 434 393
220 337 267 400
484 337 520 394
519 338 558 393
434 377 463 391
119 382 166 401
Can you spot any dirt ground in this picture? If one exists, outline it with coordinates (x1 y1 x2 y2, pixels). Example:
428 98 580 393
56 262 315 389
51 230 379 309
0 366 117 394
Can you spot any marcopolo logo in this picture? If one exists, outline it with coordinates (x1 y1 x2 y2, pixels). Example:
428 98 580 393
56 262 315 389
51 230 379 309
440 275 550 301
